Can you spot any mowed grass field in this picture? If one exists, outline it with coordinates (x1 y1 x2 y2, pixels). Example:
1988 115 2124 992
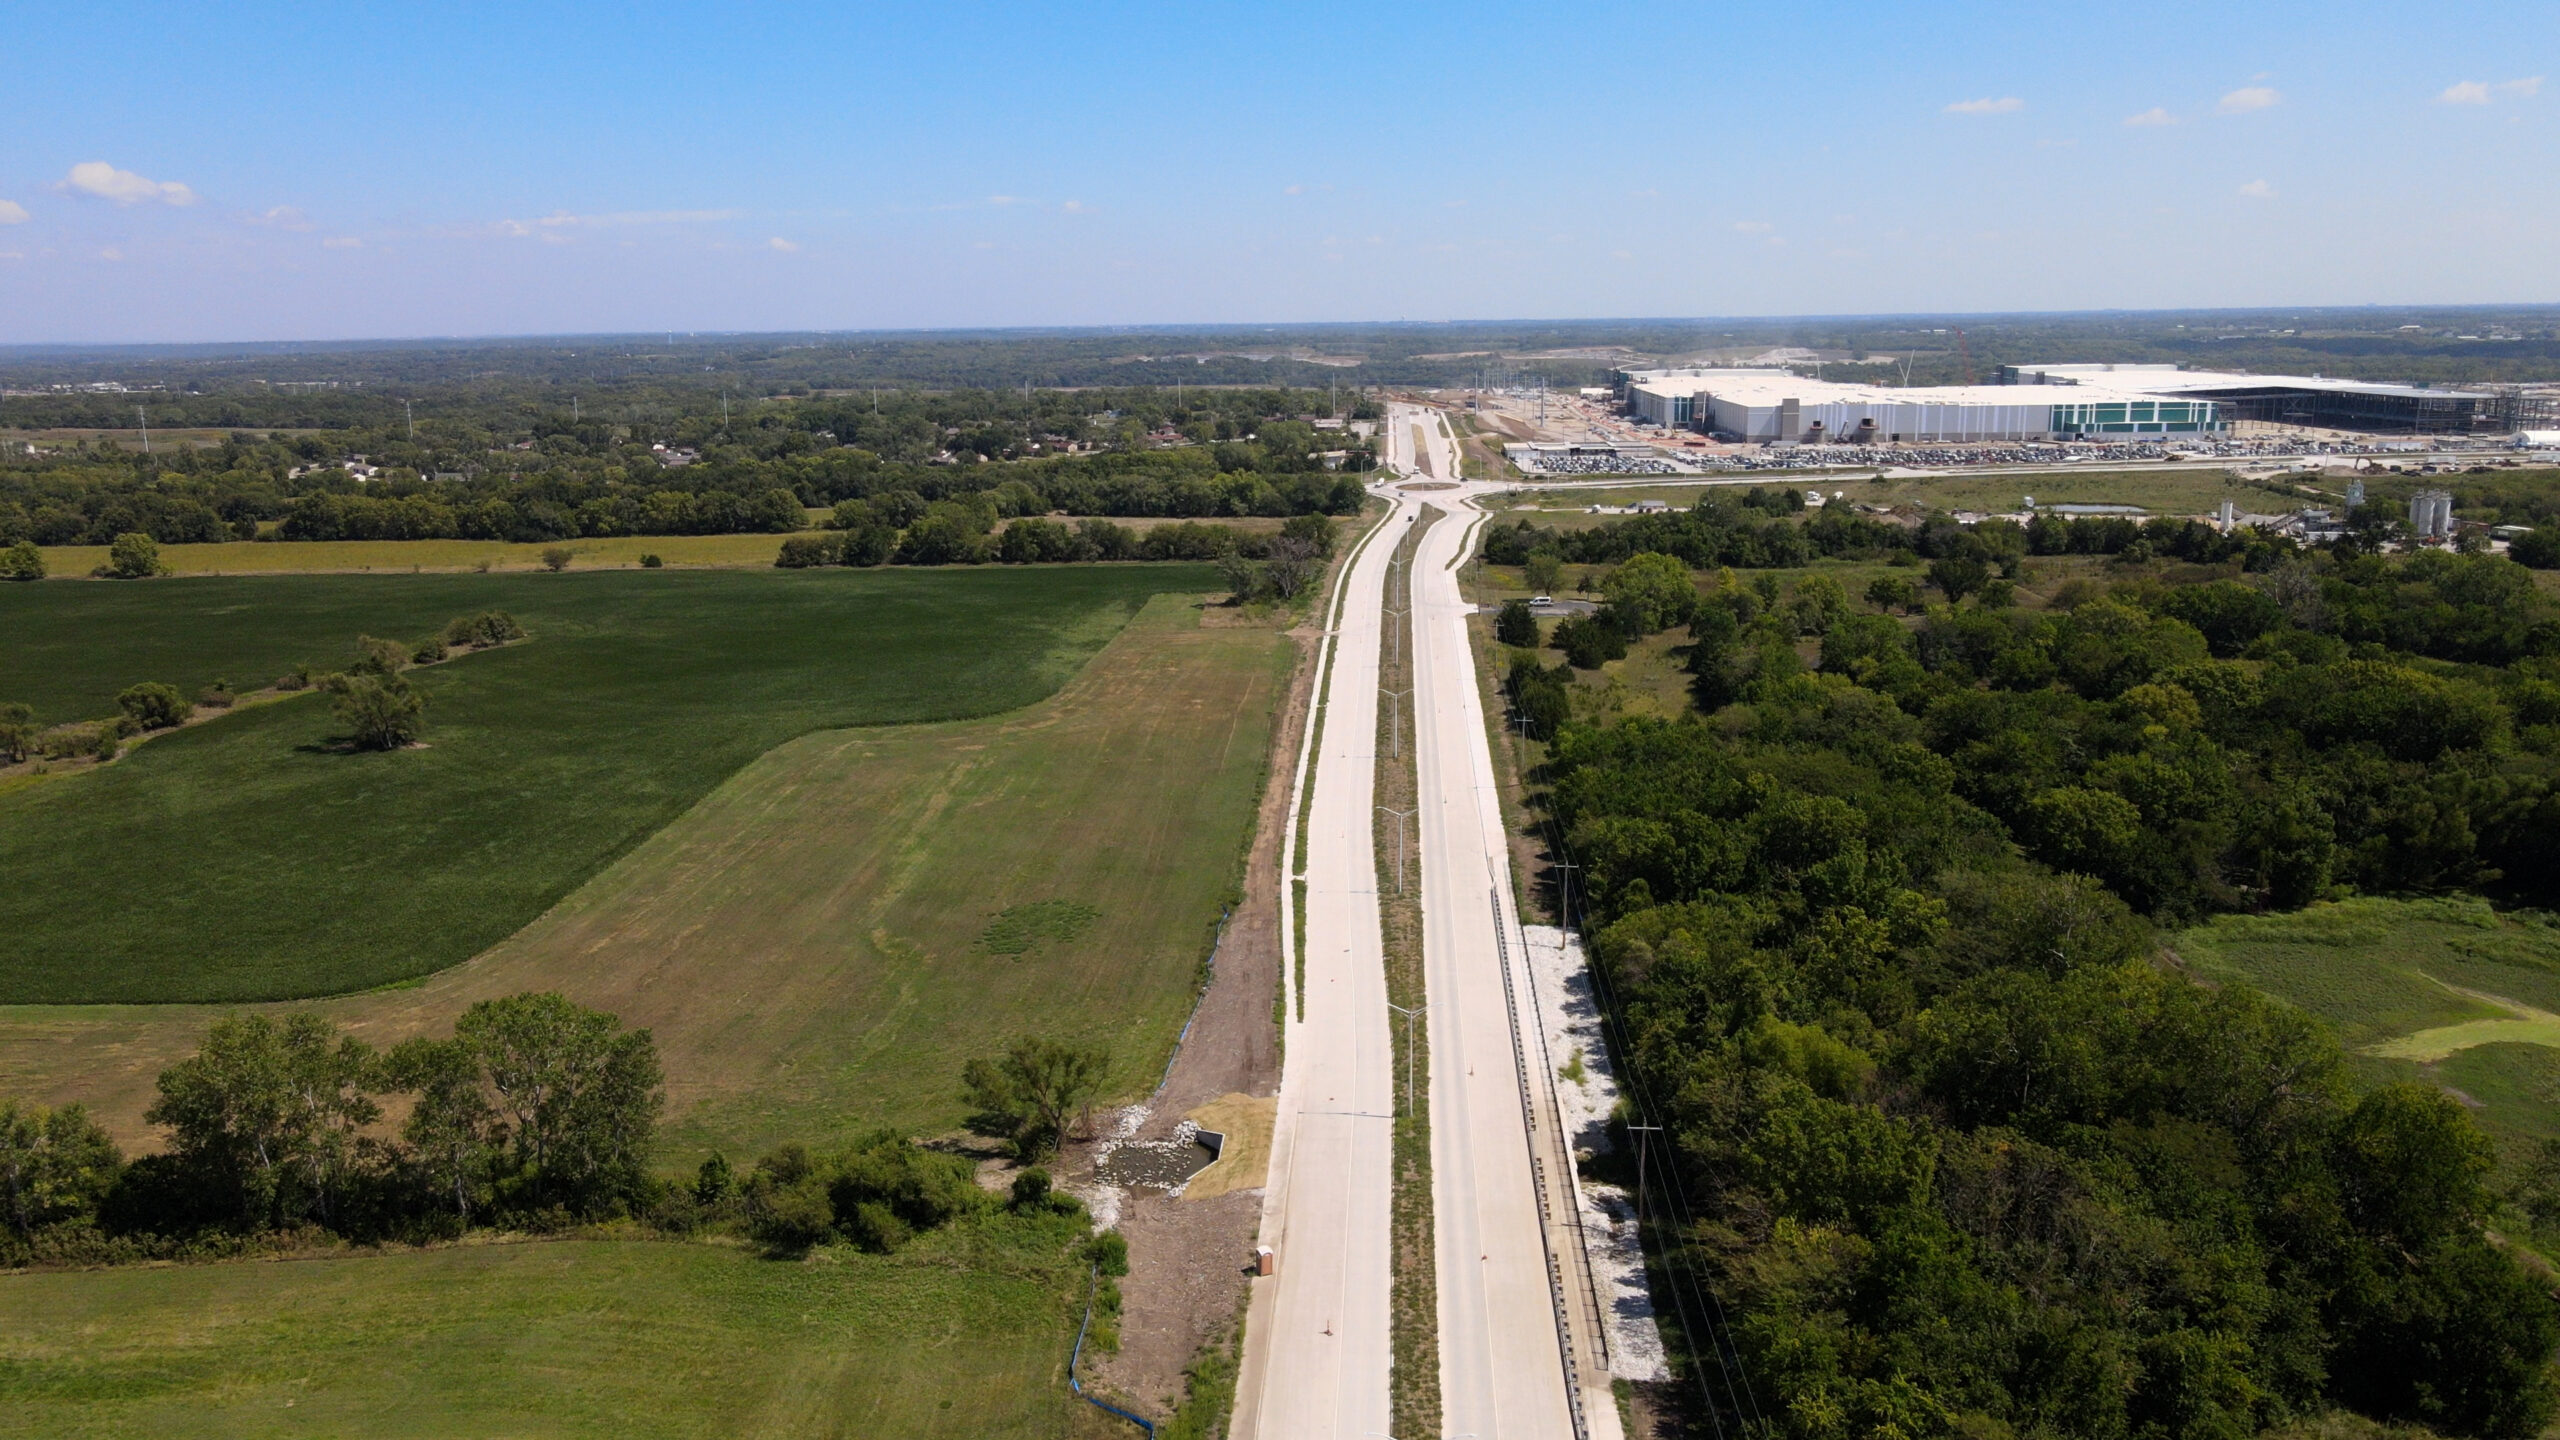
0 566 1217 1002
0 1224 1128 1439
0 589 1292 1157
2177 897 2560 1163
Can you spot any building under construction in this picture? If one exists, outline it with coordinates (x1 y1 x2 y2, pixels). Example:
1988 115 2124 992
1613 362 2550 443
1617 368 2226 443
2001 363 2537 434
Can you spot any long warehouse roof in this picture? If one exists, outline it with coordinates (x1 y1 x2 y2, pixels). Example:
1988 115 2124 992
1642 376 2176 407
2010 364 2495 402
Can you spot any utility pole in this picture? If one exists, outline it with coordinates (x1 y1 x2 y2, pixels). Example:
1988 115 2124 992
1377 806 1416 895
572 395 580 423
1386 1002 1422 1117
1628 1123 1665 1232
137 405 150 455
1381 687 1410 759
1550 857 1581 932
405 399 416 442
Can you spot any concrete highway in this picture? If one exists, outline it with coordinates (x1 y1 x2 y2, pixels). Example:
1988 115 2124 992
1237 404 1618 1439
1398 405 1622 1440
1232 453 1403 1440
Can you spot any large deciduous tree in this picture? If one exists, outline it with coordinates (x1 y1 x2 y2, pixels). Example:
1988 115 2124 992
962 1038 1108 1159
0 1100 121 1241
145 1012 381 1229
451 992 662 1212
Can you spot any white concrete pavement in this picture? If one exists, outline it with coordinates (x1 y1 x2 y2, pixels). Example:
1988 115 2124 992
1403 439 1622 1440
1232 474 1409 1440
1238 401 1620 1440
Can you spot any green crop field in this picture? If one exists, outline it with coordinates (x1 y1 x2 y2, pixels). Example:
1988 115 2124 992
0 1223 1123 1439
2176 896 2560 1160
0 588 1292 1159
0 566 1218 1004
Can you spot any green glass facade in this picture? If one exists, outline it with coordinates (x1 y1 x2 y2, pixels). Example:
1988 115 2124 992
2048 399 2221 435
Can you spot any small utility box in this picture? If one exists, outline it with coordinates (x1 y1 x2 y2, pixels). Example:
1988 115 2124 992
1255 1246 1275 1277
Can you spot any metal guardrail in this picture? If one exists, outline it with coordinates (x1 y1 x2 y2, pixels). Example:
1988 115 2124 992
1491 889 1593 1440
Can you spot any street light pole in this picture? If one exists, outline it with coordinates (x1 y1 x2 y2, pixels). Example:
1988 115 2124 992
1377 806 1415 895
1386 1001 1421 1117
1380 687 1409 759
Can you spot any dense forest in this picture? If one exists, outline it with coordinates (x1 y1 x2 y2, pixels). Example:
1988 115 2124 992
1504 502 2560 1438
0 386 1371 547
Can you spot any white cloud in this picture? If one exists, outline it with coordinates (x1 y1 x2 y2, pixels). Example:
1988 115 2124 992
1284 184 1305 195
2123 107 2177 127
0 200 27 225
765 236 798 252
2218 87 2280 113
1732 220 1774 233
322 236 363 249
1060 200 1090 214
986 195 1028 207
1944 96 2024 115
2239 178 2276 198
2440 76 2543 104
496 208 735 237
247 205 314 230
98 247 124 261
62 161 197 206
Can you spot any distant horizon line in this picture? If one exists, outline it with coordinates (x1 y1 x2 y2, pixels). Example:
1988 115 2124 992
5 301 2558 356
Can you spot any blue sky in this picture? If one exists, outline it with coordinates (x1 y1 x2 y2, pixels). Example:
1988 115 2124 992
2 1 2552 343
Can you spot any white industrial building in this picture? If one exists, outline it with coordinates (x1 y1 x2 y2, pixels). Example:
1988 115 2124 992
1618 368 1792 429
2003 363 2501 433
1613 359 2534 444
1622 371 2225 443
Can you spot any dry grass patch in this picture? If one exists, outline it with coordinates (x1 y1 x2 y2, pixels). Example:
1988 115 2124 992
1180 1093 1276 1202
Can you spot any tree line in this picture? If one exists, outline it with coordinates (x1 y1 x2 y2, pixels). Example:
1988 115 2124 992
778 506 1338 583
2 1014 1121 1272
1505 540 2560 1437
0 389 1371 550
